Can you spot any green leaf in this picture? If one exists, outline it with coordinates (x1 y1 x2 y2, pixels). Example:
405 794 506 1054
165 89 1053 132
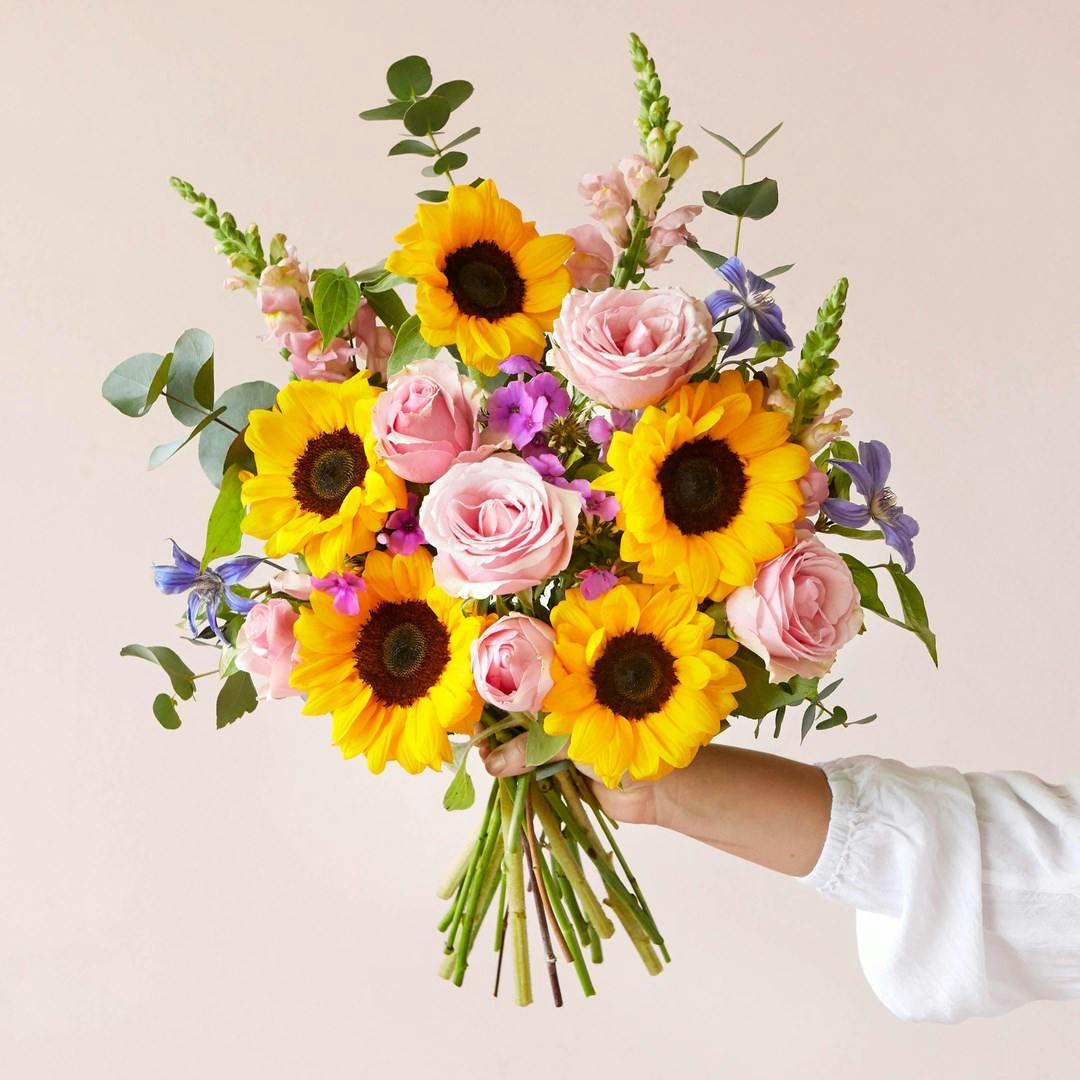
193 357 215 409
202 463 245 568
312 271 361 348
216 671 258 729
388 138 439 157
701 127 744 156
359 101 410 121
167 329 215 426
223 429 256 475
441 126 481 151
121 645 197 700
362 272 408 294
433 151 468 175
431 80 473 109
817 678 842 702
885 564 939 665
198 381 279 486
851 713 878 726
148 406 227 470
387 314 438 377
839 554 891 620
761 263 795 278
443 765 475 811
686 241 730 270
733 650 817 719
404 95 452 137
745 121 783 157
351 259 391 282
416 189 449 203
525 719 568 767
102 352 169 417
800 701 817 743
361 285 410 335
152 693 182 730
386 55 432 100
703 178 779 220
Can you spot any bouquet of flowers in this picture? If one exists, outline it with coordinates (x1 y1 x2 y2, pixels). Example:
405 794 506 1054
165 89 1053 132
104 34 936 1007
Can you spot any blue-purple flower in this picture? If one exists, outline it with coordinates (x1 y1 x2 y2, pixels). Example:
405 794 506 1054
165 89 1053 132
823 440 920 572
153 541 263 643
487 374 571 450
704 257 792 357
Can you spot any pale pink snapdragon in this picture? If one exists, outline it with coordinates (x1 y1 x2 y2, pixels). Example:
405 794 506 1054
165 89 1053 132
645 205 703 267
565 225 615 290
281 329 356 383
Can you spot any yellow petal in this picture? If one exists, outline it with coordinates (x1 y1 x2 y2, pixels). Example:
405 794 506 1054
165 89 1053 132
543 672 597 713
514 234 574 278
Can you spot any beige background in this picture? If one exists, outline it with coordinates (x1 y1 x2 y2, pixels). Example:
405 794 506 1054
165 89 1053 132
3 0 1079 1075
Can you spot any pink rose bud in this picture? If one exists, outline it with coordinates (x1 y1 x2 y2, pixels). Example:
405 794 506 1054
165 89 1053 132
726 536 864 682
418 454 581 598
371 358 486 484
565 225 615 291
470 614 557 713
549 287 717 410
235 599 302 700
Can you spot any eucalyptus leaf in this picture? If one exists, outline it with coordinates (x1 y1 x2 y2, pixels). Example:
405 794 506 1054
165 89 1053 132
800 701 817 743
359 101 411 121
745 121 783 157
441 126 481 151
361 285 410 335
102 352 169 417
885 563 939 665
386 55 433 100
404 95 452 136
152 693 182 730
703 178 779 220
222 429 256 476
312 271 361 348
416 189 449 203
388 138 439 157
817 678 843 702
192 355 215 409
433 151 468 175
387 314 439 377
148 407 227 470
216 670 258 728
686 242 730 270
761 263 795 278
443 765 475 811
701 127 744 156
525 720 568 767
198 381 279 486
202 463 245 569
851 713 878 726
121 645 197 700
431 80 473 109
167 328 215 426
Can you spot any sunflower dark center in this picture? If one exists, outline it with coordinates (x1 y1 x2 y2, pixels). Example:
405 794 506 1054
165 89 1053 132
444 240 525 319
657 436 747 535
291 428 367 518
591 632 678 720
353 600 450 706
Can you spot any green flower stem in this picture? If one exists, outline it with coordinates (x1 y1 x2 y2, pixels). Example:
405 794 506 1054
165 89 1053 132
461 832 504 960
553 859 592 951
451 806 503 984
611 207 651 289
606 891 663 976
442 780 498 943
437 817 484 900
161 392 242 435
733 155 747 257
425 132 458 186
538 846 596 997
523 827 563 1007
525 802 572 963
534 791 615 939
493 874 507 952
499 780 532 1006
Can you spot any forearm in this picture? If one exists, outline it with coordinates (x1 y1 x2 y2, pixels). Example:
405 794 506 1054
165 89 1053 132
651 746 832 876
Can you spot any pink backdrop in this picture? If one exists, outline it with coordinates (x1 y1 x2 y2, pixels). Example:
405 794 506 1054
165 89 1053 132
3 0 1079 1075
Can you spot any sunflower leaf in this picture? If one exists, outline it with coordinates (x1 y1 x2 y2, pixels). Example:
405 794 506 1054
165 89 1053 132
152 693 182 730
443 764 475 811
216 671 258 729
361 284 410 335
387 314 439 377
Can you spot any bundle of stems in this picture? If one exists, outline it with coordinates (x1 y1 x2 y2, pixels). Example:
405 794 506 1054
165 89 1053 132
436 762 669 1006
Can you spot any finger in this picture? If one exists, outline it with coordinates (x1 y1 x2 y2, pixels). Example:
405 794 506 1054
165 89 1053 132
483 733 530 777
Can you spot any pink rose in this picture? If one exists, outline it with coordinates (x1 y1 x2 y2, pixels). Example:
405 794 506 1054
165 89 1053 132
565 225 615 291
235 599 301 700
372 358 487 484
470 614 556 713
645 205 702 268
351 299 395 381
726 536 864 682
549 286 717 410
281 329 355 383
799 464 830 521
418 454 581 598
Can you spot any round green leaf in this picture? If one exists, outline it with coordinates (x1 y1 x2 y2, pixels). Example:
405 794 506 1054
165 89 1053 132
433 151 468 175
153 693 182 730
216 671 258 728
386 55 432 100
359 101 410 121
388 138 438 157
167 329 215 426
705 178 779 220
431 80 473 109
198 381 279 486
102 353 168 417
404 95 452 137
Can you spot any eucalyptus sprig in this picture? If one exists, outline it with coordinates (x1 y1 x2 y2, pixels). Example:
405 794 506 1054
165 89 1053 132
360 55 480 203
169 176 269 284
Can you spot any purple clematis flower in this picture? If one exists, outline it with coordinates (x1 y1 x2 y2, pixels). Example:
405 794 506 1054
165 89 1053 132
377 493 426 555
153 541 263 644
704 257 793 358
487 374 571 450
823 440 920 572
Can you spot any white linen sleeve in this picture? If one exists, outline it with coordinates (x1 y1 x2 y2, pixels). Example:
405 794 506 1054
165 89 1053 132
799 755 1080 1022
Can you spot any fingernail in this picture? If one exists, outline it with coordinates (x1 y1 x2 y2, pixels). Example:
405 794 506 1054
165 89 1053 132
486 749 507 775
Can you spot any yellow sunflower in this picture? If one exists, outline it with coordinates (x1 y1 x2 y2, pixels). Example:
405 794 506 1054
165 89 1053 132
290 548 487 774
542 583 745 788
599 370 810 602
385 180 574 376
241 374 406 577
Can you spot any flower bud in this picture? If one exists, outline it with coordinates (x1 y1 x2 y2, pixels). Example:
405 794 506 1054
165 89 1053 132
666 145 698 180
645 127 667 167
